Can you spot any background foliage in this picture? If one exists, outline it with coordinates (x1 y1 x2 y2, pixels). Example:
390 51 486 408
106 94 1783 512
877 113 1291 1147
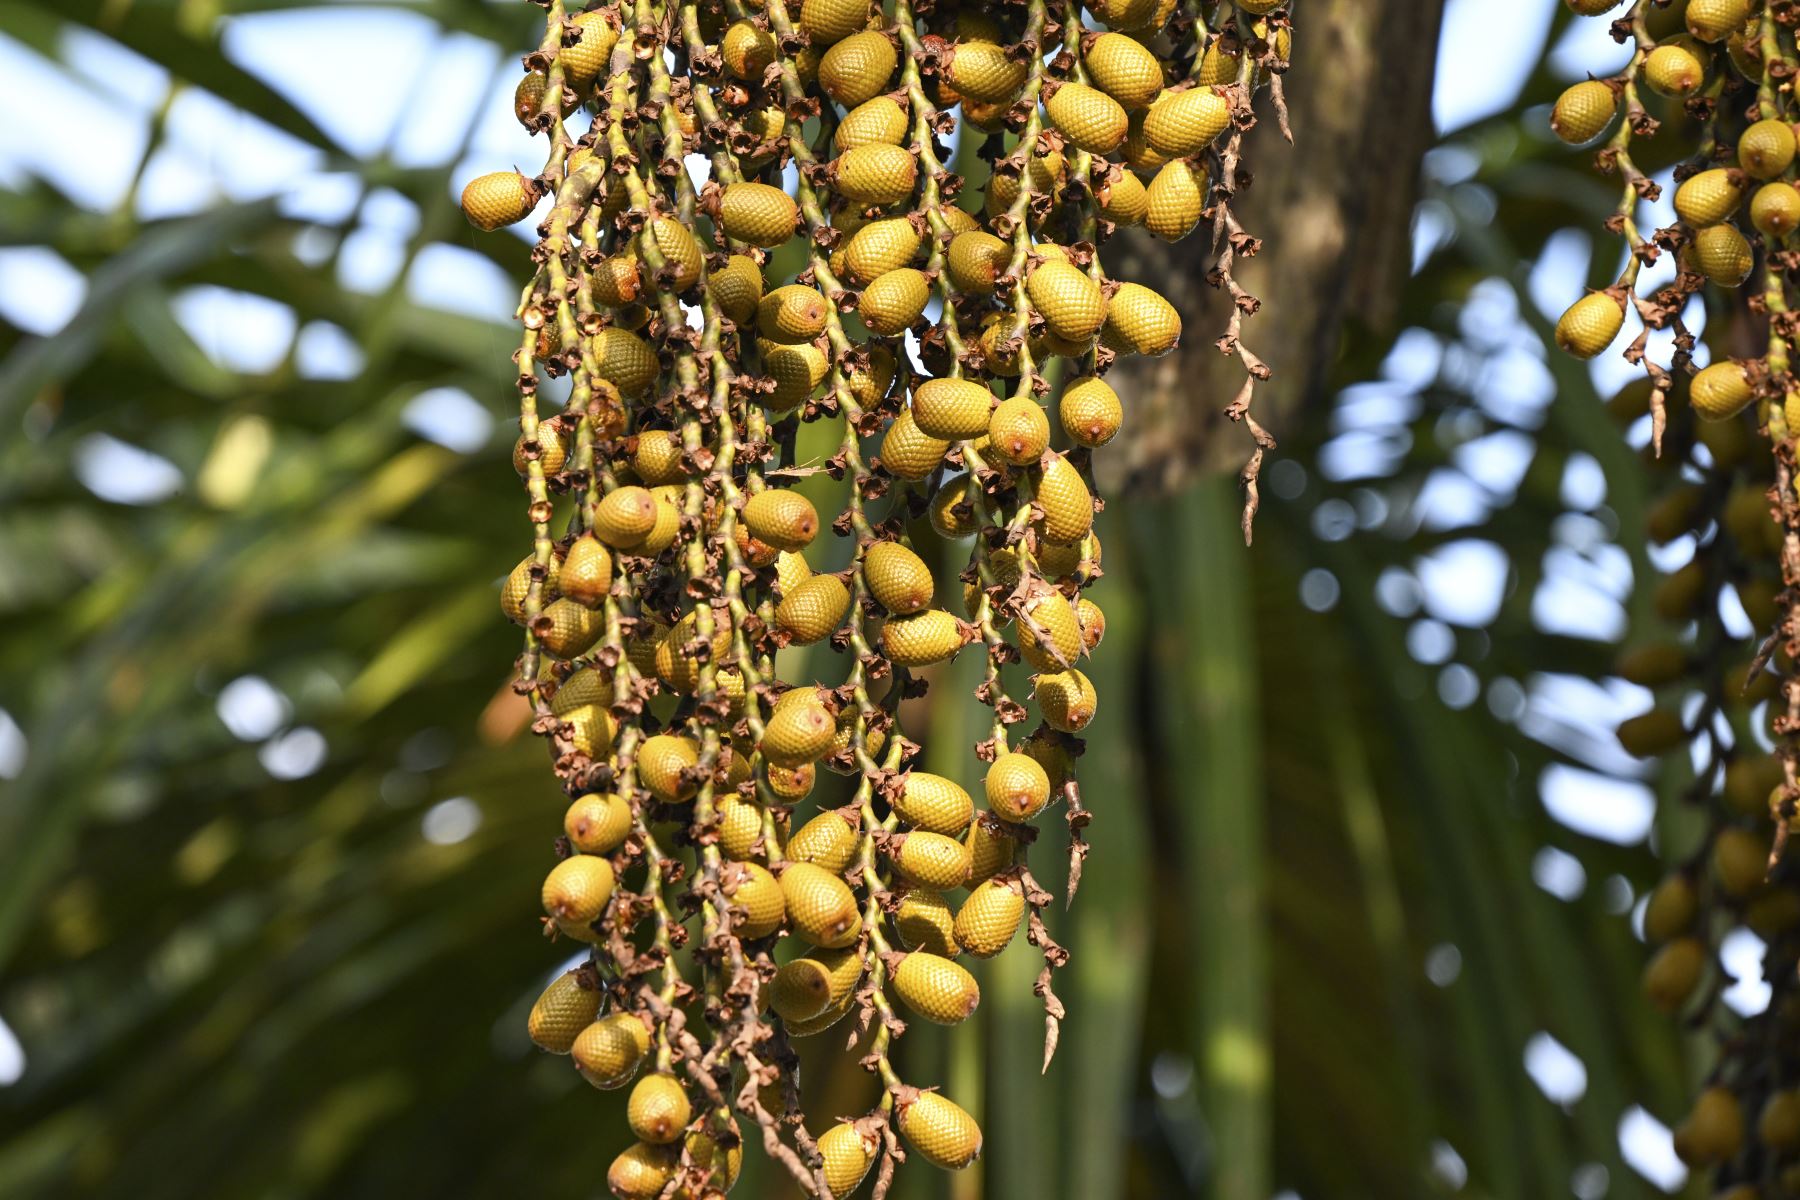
0 2 1718 1197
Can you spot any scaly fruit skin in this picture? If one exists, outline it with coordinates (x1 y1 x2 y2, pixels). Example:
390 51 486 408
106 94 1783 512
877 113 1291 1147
864 541 935 613
1687 0 1751 41
528 970 604 1054
894 887 961 956
843 217 923 282
627 1074 692 1145
955 877 1026 957
781 863 864 947
776 574 851 643
860 268 932 335
723 862 787 938
564 792 633 854
542 853 616 924
1551 80 1618 144
719 182 798 247
743 488 820 551
1085 32 1164 110
913 378 997 439
1644 37 1709 98
759 284 831 343
1037 454 1095 544
1027 261 1108 341
769 957 835 1022
819 30 898 105
502 553 560 624
1145 159 1207 241
1553 292 1626 360
965 812 1017 883
708 254 765 323
836 96 910 151
892 830 974 889
461 171 540 231
761 697 838 766
1675 168 1746 226
639 734 701 803
573 1012 651 1089
589 327 660 397
722 19 777 79
949 40 1027 103
946 230 1012 293
898 1091 983 1169
559 10 619 92
1102 282 1181 356
882 609 968 665
787 811 861 872
1100 170 1149 225
988 397 1051 464
800 0 871 45
832 143 919 206
1047 82 1129 154
1740 117 1796 178
1752 181 1800 237
1061 376 1123 446
1036 668 1099 732
986 752 1052 822
1692 224 1753 287
892 952 981 1024
607 1142 677 1199
1142 87 1231 157
818 1123 878 1198
1018 591 1084 671
1690 361 1753 421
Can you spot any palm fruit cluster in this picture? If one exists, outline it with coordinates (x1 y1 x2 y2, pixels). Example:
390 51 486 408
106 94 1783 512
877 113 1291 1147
477 0 1292 1192
1558 1 1800 1193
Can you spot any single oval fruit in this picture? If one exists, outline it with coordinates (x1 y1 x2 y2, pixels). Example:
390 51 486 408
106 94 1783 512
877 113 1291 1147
723 861 787 938
461 171 539 231
1060 376 1123 446
1142 87 1231 157
864 541 935 614
1644 36 1709 98
1692 223 1753 287
1751 181 1800 237
1550 80 1618 145
898 1090 983 1169
892 952 981 1024
758 283 830 343
761 697 838 767
1027 260 1108 341
775 573 851 644
818 1122 878 1198
988 397 1051 465
882 609 968 666
1553 291 1625 360
719 181 798 248
1085 32 1164 110
787 810 860 873
1740 117 1796 178
894 887 961 956
860 267 932 335
948 40 1027 103
986 751 1052 822
1047 82 1129 154
1102 281 1181 356
913 377 997 439
819 30 898 106
832 143 919 207
1690 360 1754 421
564 792 633 855
627 1074 692 1145
781 862 864 947
572 1011 650 1089
879 407 951 479
892 830 973 889
946 230 1012 293
1145 158 1208 241
742 488 820 551
1674 167 1745 226
542 854 616 924
836 96 909 151
1036 668 1099 732
527 969 603 1054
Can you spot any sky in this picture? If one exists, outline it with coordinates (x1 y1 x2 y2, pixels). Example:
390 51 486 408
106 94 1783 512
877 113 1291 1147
0 1 1749 1190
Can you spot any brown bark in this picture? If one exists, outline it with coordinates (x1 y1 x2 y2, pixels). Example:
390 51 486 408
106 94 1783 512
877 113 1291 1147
1106 0 1447 494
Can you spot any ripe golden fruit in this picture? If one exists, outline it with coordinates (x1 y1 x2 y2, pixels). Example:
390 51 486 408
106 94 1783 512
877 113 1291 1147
528 969 603 1054
1714 825 1769 898
764 340 830 410
632 429 686 486
892 830 974 889
1088 0 1158 30
1565 0 1622 12
844 217 922 283
819 30 898 105
1690 360 1753 421
1018 591 1084 672
709 253 765 323
513 72 570 126
770 956 835 1022
787 810 860 873
947 230 1012 293
986 752 1052 822
1027 261 1108 341
548 664 613 715
763 759 813 802
607 1142 677 1198
914 377 998 440
720 181 798 248
1553 291 1625 360
1100 169 1149 225
1085 32 1163 110
1642 873 1697 943
573 1011 650 1089
864 541 935 614
860 267 932 335
949 40 1027 103
898 1090 983 1169
1036 668 1099 732
1037 454 1095 544
1550 80 1617 145
502 553 559 624
1676 168 1746 226
833 143 919 207
931 476 984 538
836 96 910 151
761 697 837 767
776 574 851 644
1740 118 1797 179
1693 223 1753 287
893 952 981 1024
800 0 872 44
551 535 607 607
1060 376 1123 447
590 326 659 396
1102 281 1181 356
686 1128 744 1192
723 861 787 937
461 171 540 231
1643 935 1706 1014
542 853 616 924
1752 181 1800 237
565 792 633 855
988 397 1051 465
759 284 830 343
1688 0 1750 40
562 701 617 757
559 10 618 91
1644 36 1709 98
717 793 778 861
965 812 1017 883
590 255 642 308
640 218 704 291
780 862 864 947
882 609 969 666
818 1122 878 1198
1047 82 1129 154
1145 159 1207 241
628 1074 692 1144
986 147 1065 214
513 428 567 478
722 19 777 79
595 485 661 549
743 488 820 551
1142 87 1231 157
639 734 700 803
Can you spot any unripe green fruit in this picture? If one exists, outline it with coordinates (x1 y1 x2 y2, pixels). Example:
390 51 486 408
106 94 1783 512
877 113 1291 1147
572 1012 650 1089
899 1090 983 1169
787 810 860 873
988 397 1051 464
882 609 969 665
819 31 899 105
743 488 820 551
1554 292 1625 360
628 1074 692 1144
914 377 998 439
1691 360 1753 421
986 751 1052 822
1752 181 1800 237
1693 223 1753 287
720 181 798 248
780 862 864 947
864 541 935 614
818 1122 878 1198
860 268 932 335
892 952 981 1024
565 792 633 855
528 969 603 1054
461 171 540 231
542 853 615 924
1085 32 1164 110
948 40 1027 103
723 861 787 938
776 574 851 643
1551 80 1618 145
1643 935 1706 1014
880 408 952 479
1036 668 1099 732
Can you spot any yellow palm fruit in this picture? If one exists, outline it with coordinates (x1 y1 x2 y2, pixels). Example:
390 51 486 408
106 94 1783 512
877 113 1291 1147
1675 168 1745 226
723 19 777 79
550 662 612 713
780 862 863 947
881 408 952 479
1145 158 1208 241
607 1142 677 1198
986 397 1050 466
946 230 1012 294
1741 118 1796 179
846 342 897 406
843 217 923 283
1102 281 1181 356
562 702 617 758
895 887 960 957
930 476 984 538
632 429 686 486
776 573 851 643
966 812 1017 883
538 598 604 659
589 326 659 397
1037 668 1098 732
788 810 860 873
985 148 1065 214
1099 169 1149 226
654 609 733 694
1037 454 1095 544
1088 0 1157 30
1688 0 1750 40
1642 873 1697 943
1677 1087 1746 1166
829 706 886 771
1026 261 1108 342
1693 223 1753 287
860 267 932 335
770 957 835 1022
819 30 898 105
639 734 700 803
955 877 1024 957
767 762 817 802
590 255 643 307
758 284 830 343
1761 1090 1800 1152
502 553 559 624
513 72 571 125
762 697 837 767
764 340 831 411
719 181 798 248
775 549 813 597
786 993 856 1037
1085 32 1163 109
914 377 997 439
898 1090 983 1169
1643 935 1706 1013
722 861 786 937
865 541 935 614
882 609 969 666
709 253 765 323
637 486 683 557
542 853 615 925
1047 82 1129 154
1691 360 1754 421
1752 181 1800 237
1552 291 1625 360
559 10 619 91
833 143 919 207
557 534 611 607
818 1123 878 1198
686 1131 743 1195
1566 0 1622 12
1122 110 1169 171
743 488 820 551
640 218 704 291
1076 596 1106 653
716 793 779 861
627 1074 692 1145
800 0 871 44
594 485 660 548
461 171 540 231
941 206 981 236
1644 36 1709 98
1060 376 1123 447
949 40 1027 103
1549 79 1618 144
528 969 604 1054
893 772 975 835
1714 825 1770 898
513 428 567 478
573 1012 650 1089
1142 87 1231 157
1018 591 1083 671
836 95 910 151
1727 15 1765 75
892 830 973 889
986 751 1052 822
893 952 981 1026
565 792 633 855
